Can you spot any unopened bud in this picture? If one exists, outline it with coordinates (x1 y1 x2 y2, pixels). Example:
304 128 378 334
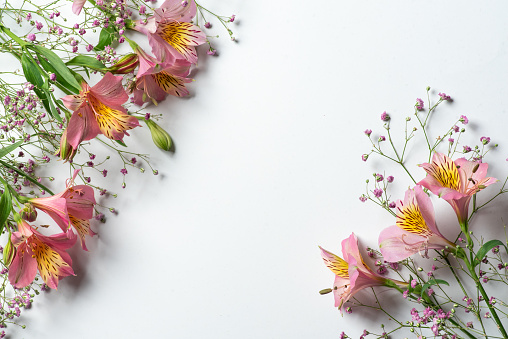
20 203 37 222
145 119 173 151
319 288 333 295
3 235 16 267
107 53 139 74
55 129 76 162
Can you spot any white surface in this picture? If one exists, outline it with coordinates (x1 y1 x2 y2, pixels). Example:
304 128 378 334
10 0 508 338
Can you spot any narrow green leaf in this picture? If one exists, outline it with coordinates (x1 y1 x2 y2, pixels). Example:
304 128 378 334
94 27 116 52
27 45 82 93
0 140 23 159
36 55 74 94
420 279 449 297
115 139 127 147
66 55 106 70
44 89 62 123
21 54 43 88
474 240 507 267
0 188 11 234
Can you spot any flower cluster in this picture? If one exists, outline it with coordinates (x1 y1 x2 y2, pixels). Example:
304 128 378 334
320 90 508 338
0 0 237 334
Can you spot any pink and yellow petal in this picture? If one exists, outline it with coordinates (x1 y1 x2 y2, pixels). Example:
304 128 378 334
319 246 349 279
89 97 140 140
69 215 96 251
90 72 129 110
157 22 206 63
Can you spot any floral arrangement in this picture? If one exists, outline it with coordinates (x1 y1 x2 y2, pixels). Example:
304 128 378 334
320 89 508 338
0 0 235 335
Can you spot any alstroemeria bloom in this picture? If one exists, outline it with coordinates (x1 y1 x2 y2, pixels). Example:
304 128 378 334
321 233 405 311
133 0 206 63
61 72 140 151
30 170 96 250
9 220 76 289
131 46 192 106
418 152 497 224
379 186 455 262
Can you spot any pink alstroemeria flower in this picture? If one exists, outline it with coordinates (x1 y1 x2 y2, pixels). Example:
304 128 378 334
9 220 76 289
418 152 497 224
379 186 455 262
133 0 207 63
321 233 405 311
131 46 193 106
72 0 86 15
30 170 96 250
61 72 140 152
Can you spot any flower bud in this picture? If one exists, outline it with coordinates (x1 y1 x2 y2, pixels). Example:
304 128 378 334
145 119 173 151
107 53 139 74
20 203 37 222
3 235 16 267
55 129 76 162
319 288 332 295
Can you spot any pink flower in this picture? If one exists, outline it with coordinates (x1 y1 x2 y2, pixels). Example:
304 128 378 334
133 0 206 64
30 170 96 250
418 153 497 224
131 46 193 106
61 72 140 152
72 0 87 15
379 186 455 262
320 233 405 311
9 220 76 289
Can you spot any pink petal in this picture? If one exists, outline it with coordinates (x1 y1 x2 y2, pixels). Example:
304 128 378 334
155 0 197 22
413 186 442 237
9 243 37 288
61 93 84 111
31 195 70 230
379 226 425 262
90 72 128 110
66 106 101 148
132 17 157 34
72 0 87 15
64 185 96 220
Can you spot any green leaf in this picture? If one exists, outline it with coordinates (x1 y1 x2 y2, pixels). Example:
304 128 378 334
36 55 73 95
0 140 23 159
0 188 11 235
66 55 106 70
115 139 127 147
474 240 507 267
43 89 62 123
420 279 449 297
21 54 44 88
94 27 116 52
27 45 82 93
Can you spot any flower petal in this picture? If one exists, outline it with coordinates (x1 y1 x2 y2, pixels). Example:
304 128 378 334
319 246 349 279
72 0 87 15
90 72 129 110
66 105 101 148
9 242 38 288
379 226 425 262
157 22 206 63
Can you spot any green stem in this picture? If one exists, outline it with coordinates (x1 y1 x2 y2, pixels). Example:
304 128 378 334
0 159 54 195
460 224 508 338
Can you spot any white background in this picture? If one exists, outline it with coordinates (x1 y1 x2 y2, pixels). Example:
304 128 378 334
9 0 508 338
